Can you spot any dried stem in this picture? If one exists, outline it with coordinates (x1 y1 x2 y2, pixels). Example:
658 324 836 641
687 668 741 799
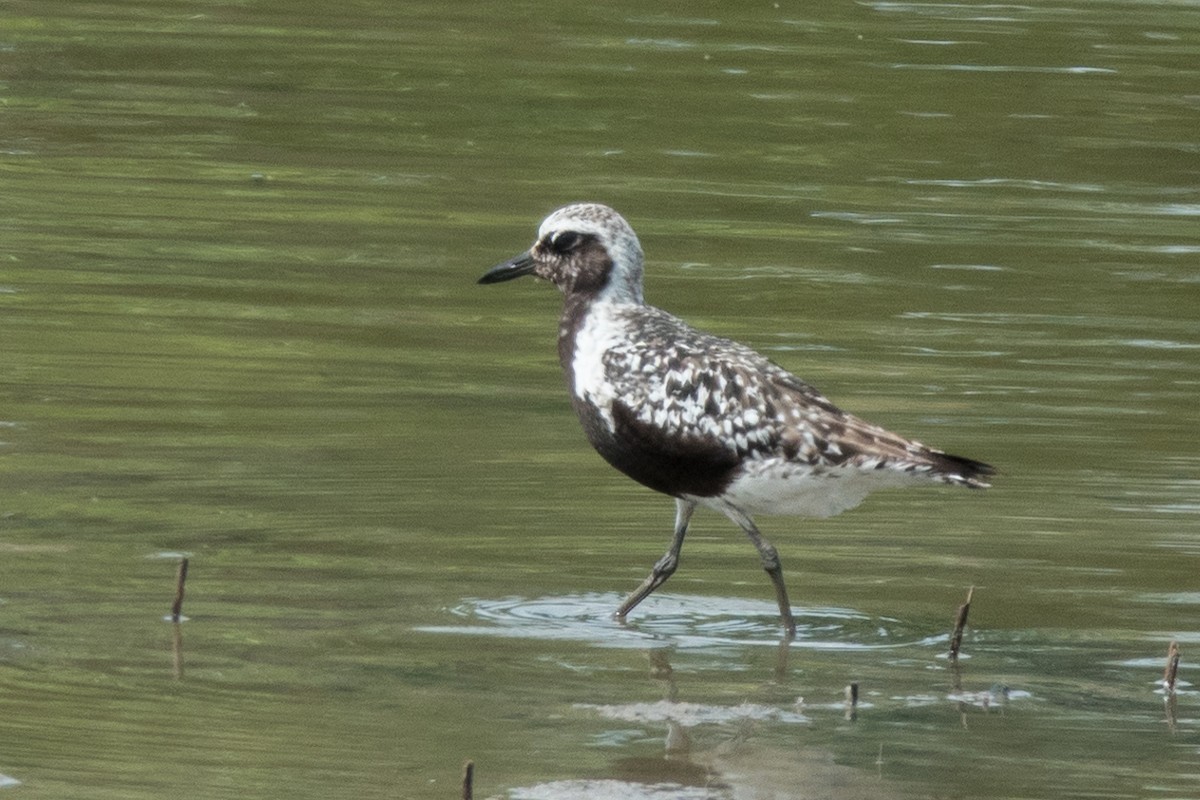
170 557 189 623
1164 640 1181 694
844 681 859 721
949 586 974 661
462 760 474 800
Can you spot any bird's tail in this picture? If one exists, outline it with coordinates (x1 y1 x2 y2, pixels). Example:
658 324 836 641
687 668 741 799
933 452 996 489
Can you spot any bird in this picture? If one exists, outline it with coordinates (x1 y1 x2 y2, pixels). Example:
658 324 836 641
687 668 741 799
478 202 994 637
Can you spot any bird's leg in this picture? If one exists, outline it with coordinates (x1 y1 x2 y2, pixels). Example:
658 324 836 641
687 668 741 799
615 498 696 621
723 507 797 639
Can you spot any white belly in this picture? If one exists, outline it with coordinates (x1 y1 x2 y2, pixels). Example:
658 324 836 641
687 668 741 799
694 459 924 518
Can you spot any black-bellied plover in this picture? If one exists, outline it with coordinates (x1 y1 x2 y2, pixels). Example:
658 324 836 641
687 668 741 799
479 203 994 637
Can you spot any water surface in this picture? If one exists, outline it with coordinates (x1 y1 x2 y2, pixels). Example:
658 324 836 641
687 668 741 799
2 1 1198 798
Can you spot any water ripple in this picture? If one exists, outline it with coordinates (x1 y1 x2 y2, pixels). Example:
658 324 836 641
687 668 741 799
421 593 928 650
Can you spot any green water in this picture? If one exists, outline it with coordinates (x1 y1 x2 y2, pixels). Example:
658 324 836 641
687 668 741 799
2 2 1198 798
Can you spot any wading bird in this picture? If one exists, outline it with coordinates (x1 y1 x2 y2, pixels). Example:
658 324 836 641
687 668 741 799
479 203 993 637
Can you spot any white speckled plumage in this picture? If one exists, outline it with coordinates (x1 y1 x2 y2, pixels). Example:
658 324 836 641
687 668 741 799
480 202 994 636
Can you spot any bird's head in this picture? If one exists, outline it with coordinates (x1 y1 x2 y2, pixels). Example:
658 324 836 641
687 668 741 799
479 203 645 303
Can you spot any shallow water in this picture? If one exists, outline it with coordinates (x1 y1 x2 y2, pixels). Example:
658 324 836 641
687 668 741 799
2 1 1199 798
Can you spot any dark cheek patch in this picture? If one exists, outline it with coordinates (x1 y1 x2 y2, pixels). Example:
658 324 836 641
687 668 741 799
568 241 614 295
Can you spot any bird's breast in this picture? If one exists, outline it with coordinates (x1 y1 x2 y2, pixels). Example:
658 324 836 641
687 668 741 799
561 301 629 431
557 302 744 498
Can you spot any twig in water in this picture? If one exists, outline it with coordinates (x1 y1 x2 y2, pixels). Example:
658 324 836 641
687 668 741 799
462 760 474 800
844 681 859 721
170 557 189 623
1163 640 1181 694
949 586 974 661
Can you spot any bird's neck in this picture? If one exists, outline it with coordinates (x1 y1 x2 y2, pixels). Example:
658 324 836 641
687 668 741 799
557 292 598 374
555 291 640 376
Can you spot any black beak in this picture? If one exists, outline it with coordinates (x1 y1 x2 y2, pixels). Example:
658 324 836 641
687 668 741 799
478 252 536 284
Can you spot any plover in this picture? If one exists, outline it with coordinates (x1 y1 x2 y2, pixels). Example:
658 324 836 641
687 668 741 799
479 203 994 637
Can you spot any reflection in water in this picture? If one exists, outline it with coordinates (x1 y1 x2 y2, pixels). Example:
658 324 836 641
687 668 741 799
171 622 184 681
467 619 1035 797
3 0 1199 797
577 698 808 729
512 649 905 800
509 779 720 799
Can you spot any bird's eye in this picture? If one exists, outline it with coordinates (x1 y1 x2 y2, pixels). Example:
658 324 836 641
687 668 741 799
548 230 584 254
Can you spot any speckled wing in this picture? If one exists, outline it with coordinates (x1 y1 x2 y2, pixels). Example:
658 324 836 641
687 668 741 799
604 309 993 491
